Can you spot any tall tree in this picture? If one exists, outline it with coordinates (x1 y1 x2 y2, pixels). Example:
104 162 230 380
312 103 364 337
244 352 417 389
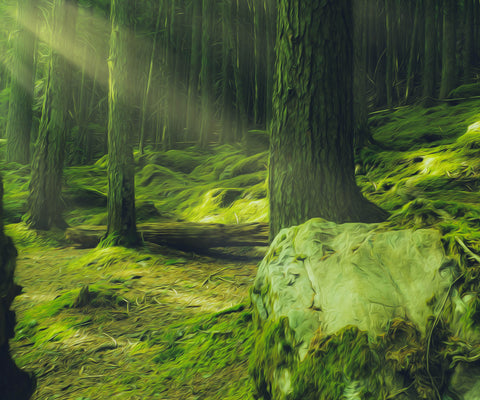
253 0 266 126
269 0 388 240
439 0 456 99
105 0 138 246
264 0 276 130
26 0 74 230
186 0 202 142
220 0 235 143
6 0 36 164
463 0 474 83
422 0 436 106
199 0 214 148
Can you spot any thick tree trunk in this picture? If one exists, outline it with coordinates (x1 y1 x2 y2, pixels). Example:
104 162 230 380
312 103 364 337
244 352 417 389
422 0 436 106
26 0 73 230
6 0 35 165
66 222 269 249
439 0 456 99
0 175 36 399
105 0 138 247
269 0 388 240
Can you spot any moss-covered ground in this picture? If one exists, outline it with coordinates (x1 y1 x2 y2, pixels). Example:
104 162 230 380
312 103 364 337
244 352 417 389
2 99 480 399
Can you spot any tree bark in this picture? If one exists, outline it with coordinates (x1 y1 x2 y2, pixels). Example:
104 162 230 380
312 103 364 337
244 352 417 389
422 0 436 106
269 0 388 240
220 0 235 144
353 0 369 149
26 0 73 230
6 0 35 165
463 0 474 83
66 222 269 249
186 0 202 142
105 0 138 247
253 0 266 126
0 175 36 399
264 0 276 131
439 0 456 99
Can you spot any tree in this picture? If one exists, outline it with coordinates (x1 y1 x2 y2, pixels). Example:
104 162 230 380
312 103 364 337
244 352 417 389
186 0 202 142
422 0 436 106
269 0 388 240
26 0 74 230
199 0 215 148
105 0 138 247
0 178 36 400
439 0 456 99
6 0 36 165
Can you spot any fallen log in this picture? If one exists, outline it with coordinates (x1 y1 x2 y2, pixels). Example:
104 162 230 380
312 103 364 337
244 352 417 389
65 222 269 249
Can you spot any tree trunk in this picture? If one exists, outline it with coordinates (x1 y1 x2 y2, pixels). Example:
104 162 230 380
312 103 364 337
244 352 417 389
463 0 474 83
385 0 394 108
264 0 276 131
26 0 73 230
253 0 266 126
439 0 456 99
374 0 387 107
0 175 36 400
185 0 202 142
220 0 235 144
269 0 388 240
353 0 369 149
405 0 421 103
422 0 436 106
199 0 214 148
105 0 138 247
139 1 162 154
6 0 35 165
66 222 269 250
232 0 247 142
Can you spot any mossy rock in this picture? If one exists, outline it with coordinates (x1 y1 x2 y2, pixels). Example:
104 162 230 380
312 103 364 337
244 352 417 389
64 186 107 207
135 200 161 222
228 152 268 179
145 150 203 174
448 83 480 99
138 164 183 187
243 130 269 154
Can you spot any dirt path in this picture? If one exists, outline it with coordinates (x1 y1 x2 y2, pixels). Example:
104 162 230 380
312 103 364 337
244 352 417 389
10 244 260 400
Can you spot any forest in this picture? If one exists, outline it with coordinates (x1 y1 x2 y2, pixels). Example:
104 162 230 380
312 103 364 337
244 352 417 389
1 0 480 399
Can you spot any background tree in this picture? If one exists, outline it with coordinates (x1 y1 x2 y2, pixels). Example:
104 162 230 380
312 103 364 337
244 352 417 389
26 0 75 230
439 0 456 99
104 0 138 246
6 0 35 165
269 0 388 240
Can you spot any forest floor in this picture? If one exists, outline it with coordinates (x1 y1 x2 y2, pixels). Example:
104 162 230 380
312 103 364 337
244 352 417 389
9 232 262 400
4 97 480 399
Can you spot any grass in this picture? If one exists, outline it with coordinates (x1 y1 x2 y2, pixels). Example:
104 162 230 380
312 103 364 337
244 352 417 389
3 99 480 399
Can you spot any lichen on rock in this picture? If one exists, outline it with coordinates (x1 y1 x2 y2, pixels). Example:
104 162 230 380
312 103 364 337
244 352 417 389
250 218 469 399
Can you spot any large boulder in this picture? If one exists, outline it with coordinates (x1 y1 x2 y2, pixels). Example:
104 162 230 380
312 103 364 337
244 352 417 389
250 219 477 399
